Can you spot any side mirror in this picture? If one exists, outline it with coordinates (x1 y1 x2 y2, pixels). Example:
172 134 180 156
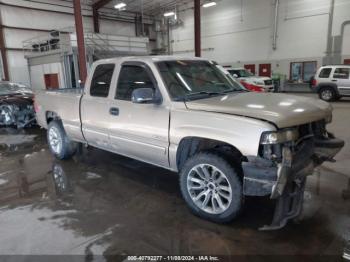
131 88 160 104
233 74 238 78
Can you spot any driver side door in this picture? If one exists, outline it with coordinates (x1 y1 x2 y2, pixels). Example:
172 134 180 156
108 62 170 168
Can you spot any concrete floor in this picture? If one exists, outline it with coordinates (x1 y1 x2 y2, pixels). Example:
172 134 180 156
0 94 349 260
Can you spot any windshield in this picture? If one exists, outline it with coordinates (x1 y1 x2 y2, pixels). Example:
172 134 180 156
228 69 254 78
0 82 32 96
156 60 245 101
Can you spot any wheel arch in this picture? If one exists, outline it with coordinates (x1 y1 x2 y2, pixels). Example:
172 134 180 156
176 136 244 172
46 111 61 124
317 83 339 95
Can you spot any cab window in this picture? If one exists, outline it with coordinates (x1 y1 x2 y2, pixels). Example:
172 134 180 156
90 64 115 97
116 65 155 101
318 68 332 78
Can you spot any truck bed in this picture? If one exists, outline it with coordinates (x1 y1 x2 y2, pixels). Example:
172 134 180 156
35 88 85 142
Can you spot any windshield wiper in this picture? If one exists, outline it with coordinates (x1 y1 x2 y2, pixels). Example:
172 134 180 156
174 91 224 102
174 89 247 102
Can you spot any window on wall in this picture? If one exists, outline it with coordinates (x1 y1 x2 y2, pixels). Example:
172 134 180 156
290 61 317 82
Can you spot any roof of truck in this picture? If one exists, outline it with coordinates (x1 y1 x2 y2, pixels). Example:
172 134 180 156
94 55 208 65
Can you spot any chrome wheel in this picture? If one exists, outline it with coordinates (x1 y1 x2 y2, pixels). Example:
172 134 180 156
49 126 62 154
187 164 232 214
321 89 333 101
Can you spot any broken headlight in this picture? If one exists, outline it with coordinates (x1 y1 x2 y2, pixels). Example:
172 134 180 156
260 128 299 145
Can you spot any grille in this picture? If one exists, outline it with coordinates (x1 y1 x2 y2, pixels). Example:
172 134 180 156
264 80 273 86
298 120 326 139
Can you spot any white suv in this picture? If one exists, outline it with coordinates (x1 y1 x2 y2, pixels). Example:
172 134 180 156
312 65 350 101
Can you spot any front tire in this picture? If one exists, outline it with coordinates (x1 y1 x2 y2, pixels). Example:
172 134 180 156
179 152 243 223
47 121 77 160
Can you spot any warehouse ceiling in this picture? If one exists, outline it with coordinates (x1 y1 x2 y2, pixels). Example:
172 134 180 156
92 0 195 15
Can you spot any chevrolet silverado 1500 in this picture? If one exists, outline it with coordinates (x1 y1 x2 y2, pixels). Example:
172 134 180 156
35 56 344 229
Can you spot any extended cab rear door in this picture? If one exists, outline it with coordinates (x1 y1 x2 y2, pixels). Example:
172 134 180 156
108 61 170 168
333 67 350 95
81 63 116 150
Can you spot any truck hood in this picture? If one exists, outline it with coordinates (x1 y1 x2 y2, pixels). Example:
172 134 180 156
185 92 332 128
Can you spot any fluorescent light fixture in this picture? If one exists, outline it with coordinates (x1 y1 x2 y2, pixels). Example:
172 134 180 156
114 2 126 9
203 1 217 8
164 11 175 17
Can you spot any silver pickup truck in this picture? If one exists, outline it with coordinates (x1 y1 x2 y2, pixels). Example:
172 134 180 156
35 56 344 230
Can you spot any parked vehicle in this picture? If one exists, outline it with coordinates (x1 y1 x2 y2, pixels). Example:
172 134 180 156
312 65 350 101
35 56 344 229
0 82 36 128
226 67 274 92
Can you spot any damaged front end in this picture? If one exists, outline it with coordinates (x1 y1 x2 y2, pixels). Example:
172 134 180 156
0 97 36 128
242 120 344 230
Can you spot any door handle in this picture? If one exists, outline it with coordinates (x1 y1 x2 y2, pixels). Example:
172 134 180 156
332 79 338 82
109 107 119 116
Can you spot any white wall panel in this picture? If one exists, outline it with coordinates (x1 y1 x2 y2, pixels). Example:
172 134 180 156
172 0 350 77
332 0 350 35
1 0 91 16
30 65 46 90
342 25 350 55
282 0 330 19
1 0 135 84
3 29 47 49
100 20 135 36
0 5 79 31
7 51 30 84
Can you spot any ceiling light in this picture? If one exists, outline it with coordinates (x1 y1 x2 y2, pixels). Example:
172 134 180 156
203 2 217 8
164 11 175 17
114 2 126 9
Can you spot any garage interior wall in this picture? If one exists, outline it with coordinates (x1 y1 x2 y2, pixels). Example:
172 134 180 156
171 0 350 78
0 0 136 85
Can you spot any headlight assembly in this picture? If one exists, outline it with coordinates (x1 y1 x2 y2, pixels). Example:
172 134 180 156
260 128 299 145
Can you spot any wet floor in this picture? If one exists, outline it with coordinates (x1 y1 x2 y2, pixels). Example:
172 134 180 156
0 98 349 260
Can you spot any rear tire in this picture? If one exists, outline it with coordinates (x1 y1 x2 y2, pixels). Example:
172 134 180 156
47 120 77 160
319 87 336 102
179 151 243 223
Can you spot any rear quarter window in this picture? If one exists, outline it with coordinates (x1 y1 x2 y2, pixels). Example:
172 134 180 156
333 68 350 79
318 68 332 78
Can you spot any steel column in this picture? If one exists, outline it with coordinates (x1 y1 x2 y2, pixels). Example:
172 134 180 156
93 8 100 33
0 11 9 81
92 0 112 33
73 0 87 85
194 0 201 57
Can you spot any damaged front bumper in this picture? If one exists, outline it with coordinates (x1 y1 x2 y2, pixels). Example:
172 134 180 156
242 134 344 230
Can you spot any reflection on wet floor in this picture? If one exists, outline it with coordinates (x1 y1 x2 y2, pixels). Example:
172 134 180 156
0 128 349 258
